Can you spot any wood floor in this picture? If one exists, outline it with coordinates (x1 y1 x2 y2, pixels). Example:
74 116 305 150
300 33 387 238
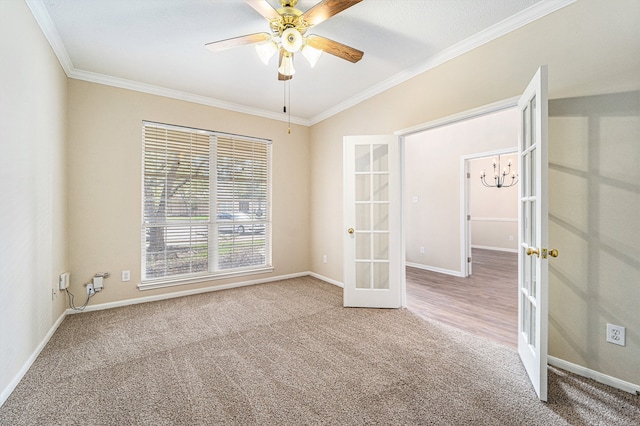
406 248 518 348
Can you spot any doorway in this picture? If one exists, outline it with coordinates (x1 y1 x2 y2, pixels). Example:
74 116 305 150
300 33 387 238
402 104 520 348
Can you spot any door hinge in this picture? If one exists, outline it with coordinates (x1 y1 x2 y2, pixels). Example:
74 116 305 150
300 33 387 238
467 172 471 179
467 215 471 221
468 257 472 263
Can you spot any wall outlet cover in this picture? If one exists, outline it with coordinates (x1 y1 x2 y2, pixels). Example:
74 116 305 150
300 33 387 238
606 323 626 346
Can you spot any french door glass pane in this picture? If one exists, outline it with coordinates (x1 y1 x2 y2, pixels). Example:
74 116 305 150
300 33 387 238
355 145 370 172
373 262 390 289
356 233 371 260
356 203 370 230
373 203 389 230
530 148 537 199
355 175 370 201
356 262 370 289
522 293 530 342
530 303 537 349
531 199 537 247
373 233 389 260
373 174 389 201
372 144 388 172
523 104 530 150
522 153 529 197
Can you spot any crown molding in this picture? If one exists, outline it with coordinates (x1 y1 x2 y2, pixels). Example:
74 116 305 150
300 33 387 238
68 69 311 126
26 0 574 128
25 0 74 75
307 0 576 125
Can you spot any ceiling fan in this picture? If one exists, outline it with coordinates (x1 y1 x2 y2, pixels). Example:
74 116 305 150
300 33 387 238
205 0 364 81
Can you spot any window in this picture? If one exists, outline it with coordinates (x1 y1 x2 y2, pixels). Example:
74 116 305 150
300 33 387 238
142 122 271 287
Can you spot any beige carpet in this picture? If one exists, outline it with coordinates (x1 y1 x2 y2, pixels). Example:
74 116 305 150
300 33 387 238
1 277 638 425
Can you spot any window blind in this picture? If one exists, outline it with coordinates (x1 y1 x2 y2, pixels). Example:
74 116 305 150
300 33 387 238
142 122 271 282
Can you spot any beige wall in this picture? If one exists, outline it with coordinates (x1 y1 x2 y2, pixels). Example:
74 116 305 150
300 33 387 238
309 0 639 385
0 0 68 402
67 80 311 304
405 109 518 273
548 91 640 386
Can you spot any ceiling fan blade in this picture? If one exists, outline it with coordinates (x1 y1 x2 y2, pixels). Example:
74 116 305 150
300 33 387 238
301 0 362 27
246 0 281 21
205 33 272 52
306 35 363 63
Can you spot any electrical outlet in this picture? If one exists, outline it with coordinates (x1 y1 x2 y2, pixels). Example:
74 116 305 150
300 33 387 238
606 323 625 346
59 272 70 290
322 255 327 264
122 270 131 281
86 283 95 296
420 246 425 254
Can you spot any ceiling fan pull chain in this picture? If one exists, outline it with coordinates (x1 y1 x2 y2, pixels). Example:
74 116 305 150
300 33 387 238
288 79 292 134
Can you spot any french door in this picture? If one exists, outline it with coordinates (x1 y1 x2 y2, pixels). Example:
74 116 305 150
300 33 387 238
343 135 403 308
518 65 557 401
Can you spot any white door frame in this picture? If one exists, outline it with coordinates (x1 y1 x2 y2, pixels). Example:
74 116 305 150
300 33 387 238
396 97 519 280
460 148 518 277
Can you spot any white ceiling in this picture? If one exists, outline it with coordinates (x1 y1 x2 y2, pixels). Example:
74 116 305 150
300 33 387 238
27 0 572 125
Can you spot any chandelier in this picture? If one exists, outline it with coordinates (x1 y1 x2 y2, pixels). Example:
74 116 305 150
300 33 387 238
480 155 518 188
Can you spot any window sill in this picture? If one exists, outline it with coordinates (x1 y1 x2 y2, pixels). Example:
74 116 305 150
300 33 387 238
138 266 275 291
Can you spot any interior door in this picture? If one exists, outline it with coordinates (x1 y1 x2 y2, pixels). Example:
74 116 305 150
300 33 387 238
518 66 554 401
343 135 403 308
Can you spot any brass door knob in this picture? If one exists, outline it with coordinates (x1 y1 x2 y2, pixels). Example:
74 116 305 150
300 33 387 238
347 228 355 234
549 249 559 258
526 247 540 257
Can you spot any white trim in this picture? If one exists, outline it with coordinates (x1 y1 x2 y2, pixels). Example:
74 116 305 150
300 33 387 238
398 98 519 137
471 245 518 253
138 267 275 291
81 271 306 312
471 217 518 222
309 272 344 288
548 356 640 395
405 262 465 278
1 311 67 407
25 0 74 75
26 0 574 126
70 69 311 126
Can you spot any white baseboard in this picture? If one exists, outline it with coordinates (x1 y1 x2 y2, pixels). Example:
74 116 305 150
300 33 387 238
405 262 465 277
1 310 67 407
548 356 640 395
67 271 311 314
471 245 518 253
308 272 344 288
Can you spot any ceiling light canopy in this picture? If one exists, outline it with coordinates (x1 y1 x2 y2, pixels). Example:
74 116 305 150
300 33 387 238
281 27 303 53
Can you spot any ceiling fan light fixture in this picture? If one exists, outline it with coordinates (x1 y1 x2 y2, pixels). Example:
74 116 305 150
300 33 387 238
281 27 303 53
301 44 322 67
278 51 295 76
255 40 278 64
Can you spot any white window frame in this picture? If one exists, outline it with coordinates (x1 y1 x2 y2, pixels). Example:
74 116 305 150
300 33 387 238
140 121 272 291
